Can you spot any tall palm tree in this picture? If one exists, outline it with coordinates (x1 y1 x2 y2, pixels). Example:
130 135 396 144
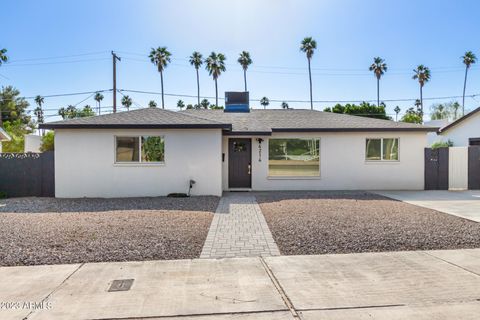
300 37 317 110
121 95 132 111
189 52 203 107
237 51 252 91
34 95 44 134
369 57 387 107
148 100 157 108
394 106 401 121
0 48 7 66
149 47 171 109
412 65 431 120
461 51 477 116
94 92 104 115
205 52 226 107
260 97 270 109
281 101 289 109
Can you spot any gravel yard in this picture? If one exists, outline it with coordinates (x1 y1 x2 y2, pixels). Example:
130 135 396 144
256 191 480 255
0 196 218 266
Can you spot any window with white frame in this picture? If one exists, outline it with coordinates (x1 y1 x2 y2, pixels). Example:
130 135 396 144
365 138 399 161
268 138 320 176
115 136 165 163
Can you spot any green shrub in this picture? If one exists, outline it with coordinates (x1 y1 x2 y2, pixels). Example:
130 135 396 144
40 131 54 152
431 140 453 149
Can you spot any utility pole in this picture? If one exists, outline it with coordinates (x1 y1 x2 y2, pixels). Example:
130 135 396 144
112 51 121 113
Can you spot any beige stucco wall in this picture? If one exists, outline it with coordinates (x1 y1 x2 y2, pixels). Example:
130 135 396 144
222 131 427 191
438 111 480 146
55 128 223 198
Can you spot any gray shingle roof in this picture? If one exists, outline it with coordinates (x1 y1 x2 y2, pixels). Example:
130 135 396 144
40 108 231 130
40 107 437 133
183 109 437 133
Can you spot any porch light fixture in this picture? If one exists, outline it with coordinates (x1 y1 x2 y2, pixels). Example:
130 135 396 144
256 138 264 162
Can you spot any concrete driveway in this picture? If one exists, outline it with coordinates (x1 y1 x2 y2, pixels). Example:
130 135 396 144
3 249 480 319
375 190 480 222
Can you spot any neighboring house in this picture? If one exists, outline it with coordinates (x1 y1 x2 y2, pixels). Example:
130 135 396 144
424 119 450 146
40 93 436 198
24 134 42 153
435 107 480 146
0 127 11 153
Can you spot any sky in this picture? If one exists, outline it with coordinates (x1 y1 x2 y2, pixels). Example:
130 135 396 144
1 0 479 122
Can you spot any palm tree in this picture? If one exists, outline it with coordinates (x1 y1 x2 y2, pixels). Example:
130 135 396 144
148 100 157 108
121 95 132 111
149 47 171 109
281 101 289 109
237 51 252 91
94 92 104 115
34 95 44 134
189 52 203 107
200 98 210 109
369 57 387 107
0 48 7 67
205 52 226 107
300 37 317 110
412 65 431 120
177 99 185 110
394 106 401 121
260 97 270 109
461 51 477 116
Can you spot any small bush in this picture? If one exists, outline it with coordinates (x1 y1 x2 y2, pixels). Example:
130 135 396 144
0 191 7 199
40 131 54 152
431 140 453 149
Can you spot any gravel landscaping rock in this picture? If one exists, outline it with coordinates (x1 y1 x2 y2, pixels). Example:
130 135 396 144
256 191 480 255
0 196 218 266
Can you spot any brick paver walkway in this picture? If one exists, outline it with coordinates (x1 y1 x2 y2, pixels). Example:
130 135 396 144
200 193 280 259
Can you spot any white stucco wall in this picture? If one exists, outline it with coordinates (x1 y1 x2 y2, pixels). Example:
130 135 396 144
24 134 42 152
438 111 480 146
222 131 427 191
55 128 223 198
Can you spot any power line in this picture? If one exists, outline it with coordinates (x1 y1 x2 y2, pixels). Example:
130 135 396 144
7 51 109 63
119 88 480 104
2 58 110 67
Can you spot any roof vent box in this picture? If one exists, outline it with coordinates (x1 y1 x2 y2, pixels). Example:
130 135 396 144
224 92 249 113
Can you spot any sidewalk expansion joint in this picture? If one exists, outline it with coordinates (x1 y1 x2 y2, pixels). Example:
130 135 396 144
259 257 302 319
423 251 480 277
23 262 85 320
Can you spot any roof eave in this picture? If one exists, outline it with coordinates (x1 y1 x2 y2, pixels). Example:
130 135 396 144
39 123 232 130
0 127 11 141
271 127 438 133
439 107 480 133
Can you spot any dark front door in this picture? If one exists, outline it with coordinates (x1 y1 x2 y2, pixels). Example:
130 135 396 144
228 138 252 188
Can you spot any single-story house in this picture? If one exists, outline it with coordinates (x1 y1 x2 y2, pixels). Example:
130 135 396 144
0 127 11 153
434 107 480 146
40 95 437 198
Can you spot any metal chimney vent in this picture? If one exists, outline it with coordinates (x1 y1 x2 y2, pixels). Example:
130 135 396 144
224 92 250 113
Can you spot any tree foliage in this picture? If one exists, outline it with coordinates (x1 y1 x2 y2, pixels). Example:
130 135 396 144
0 86 32 125
40 131 55 151
58 105 96 119
430 101 461 121
323 102 391 120
2 120 33 152
401 107 423 124
0 86 34 152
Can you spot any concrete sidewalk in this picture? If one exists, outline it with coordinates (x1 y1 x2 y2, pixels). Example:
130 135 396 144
2 249 480 319
375 190 480 222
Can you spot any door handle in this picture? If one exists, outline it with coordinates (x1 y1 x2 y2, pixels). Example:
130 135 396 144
248 164 251 175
